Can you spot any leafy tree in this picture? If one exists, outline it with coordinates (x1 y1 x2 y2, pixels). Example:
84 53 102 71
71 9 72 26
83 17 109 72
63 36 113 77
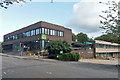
72 33 77 41
45 40 72 55
99 1 120 36
77 32 89 43
0 42 3 52
0 0 30 9
95 33 118 43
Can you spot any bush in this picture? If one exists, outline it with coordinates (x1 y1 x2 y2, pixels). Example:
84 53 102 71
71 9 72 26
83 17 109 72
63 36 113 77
58 52 80 61
45 40 72 55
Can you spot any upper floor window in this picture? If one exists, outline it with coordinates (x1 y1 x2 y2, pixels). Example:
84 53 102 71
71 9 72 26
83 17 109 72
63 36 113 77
40 27 42 34
48 29 50 35
26 31 31 37
45 28 48 34
53 30 55 36
50 29 53 35
58 31 60 36
36 28 39 35
23 32 27 38
31 30 35 36
60 31 64 37
55 30 58 36
42 28 44 34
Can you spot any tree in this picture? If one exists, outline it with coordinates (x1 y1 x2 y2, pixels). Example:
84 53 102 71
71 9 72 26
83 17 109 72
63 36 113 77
45 40 72 55
99 1 120 36
0 0 30 9
95 33 118 43
72 33 77 41
0 42 3 52
77 32 89 43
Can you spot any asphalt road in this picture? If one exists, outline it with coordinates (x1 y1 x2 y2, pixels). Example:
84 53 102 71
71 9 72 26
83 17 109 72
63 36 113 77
1 56 118 78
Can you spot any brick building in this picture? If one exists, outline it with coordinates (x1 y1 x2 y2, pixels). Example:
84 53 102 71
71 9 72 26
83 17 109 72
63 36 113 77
72 40 120 58
3 21 72 53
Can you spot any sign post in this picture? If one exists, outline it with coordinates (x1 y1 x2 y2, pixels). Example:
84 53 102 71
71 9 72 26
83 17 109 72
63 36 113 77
37 50 40 57
60 51 63 54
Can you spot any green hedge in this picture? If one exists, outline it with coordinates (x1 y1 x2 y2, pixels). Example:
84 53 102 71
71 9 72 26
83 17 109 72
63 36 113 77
58 52 80 61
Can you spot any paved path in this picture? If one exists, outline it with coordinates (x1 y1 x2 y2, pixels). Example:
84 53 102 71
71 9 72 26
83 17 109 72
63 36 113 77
79 59 119 65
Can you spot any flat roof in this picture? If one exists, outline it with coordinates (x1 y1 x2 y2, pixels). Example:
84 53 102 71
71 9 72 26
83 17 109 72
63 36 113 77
4 21 72 37
95 40 120 46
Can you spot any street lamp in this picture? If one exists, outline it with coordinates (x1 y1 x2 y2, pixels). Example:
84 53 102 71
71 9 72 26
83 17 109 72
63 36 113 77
37 38 40 57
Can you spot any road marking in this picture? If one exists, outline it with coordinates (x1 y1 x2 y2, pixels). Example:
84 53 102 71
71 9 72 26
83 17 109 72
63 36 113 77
46 72 52 74
3 72 6 75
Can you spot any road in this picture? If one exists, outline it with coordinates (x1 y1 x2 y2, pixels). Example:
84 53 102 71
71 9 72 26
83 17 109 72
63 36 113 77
1 56 118 78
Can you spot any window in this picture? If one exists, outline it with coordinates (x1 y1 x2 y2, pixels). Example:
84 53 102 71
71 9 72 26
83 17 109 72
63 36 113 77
60 31 62 37
13 35 15 40
10 36 13 40
42 28 44 34
53 30 55 35
23 32 27 38
40 27 42 34
50 29 53 35
58 31 60 36
42 40 45 49
62 31 64 37
55 30 58 36
17 34 20 39
26 31 31 37
31 30 35 36
48 29 50 35
36 28 39 35
14 35 17 39
45 28 48 34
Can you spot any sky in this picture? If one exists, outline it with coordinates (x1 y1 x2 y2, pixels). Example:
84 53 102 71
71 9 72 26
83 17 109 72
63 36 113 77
0 0 119 42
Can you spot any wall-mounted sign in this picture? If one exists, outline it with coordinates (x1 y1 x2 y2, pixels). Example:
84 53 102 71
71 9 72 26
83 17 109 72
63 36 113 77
42 34 46 39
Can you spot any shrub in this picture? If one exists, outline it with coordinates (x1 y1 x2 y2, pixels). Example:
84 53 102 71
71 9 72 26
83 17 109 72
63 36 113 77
58 52 80 61
45 40 72 55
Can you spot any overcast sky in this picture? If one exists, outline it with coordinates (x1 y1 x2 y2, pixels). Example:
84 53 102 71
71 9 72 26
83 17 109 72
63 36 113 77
0 0 119 42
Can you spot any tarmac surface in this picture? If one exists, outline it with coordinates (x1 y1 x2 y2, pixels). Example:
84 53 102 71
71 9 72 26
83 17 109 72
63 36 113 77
0 53 119 78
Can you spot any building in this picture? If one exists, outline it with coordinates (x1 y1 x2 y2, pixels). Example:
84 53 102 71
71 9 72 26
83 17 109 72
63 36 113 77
72 40 120 58
72 41 95 58
95 40 120 58
3 21 72 54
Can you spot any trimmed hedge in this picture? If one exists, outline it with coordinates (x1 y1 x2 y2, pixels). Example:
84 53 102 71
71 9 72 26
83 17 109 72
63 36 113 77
58 52 80 61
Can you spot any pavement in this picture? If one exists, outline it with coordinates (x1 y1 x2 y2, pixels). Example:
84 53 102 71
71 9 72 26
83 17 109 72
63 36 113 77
0 53 119 66
0 53 58 62
79 59 119 65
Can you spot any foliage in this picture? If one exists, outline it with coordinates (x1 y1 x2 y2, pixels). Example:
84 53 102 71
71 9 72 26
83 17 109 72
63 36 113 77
58 52 79 61
72 33 77 41
77 32 89 43
45 40 72 55
0 0 30 9
99 1 120 36
95 33 119 43
0 42 3 50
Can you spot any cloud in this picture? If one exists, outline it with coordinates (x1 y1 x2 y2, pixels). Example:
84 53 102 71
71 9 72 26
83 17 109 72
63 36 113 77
66 0 119 34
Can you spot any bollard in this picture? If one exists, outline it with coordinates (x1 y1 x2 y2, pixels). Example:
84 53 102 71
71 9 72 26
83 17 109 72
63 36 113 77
88 55 89 59
38 54 40 58
34 54 35 57
81 56 83 60
30 53 31 56
93 57 94 59
97 56 99 60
